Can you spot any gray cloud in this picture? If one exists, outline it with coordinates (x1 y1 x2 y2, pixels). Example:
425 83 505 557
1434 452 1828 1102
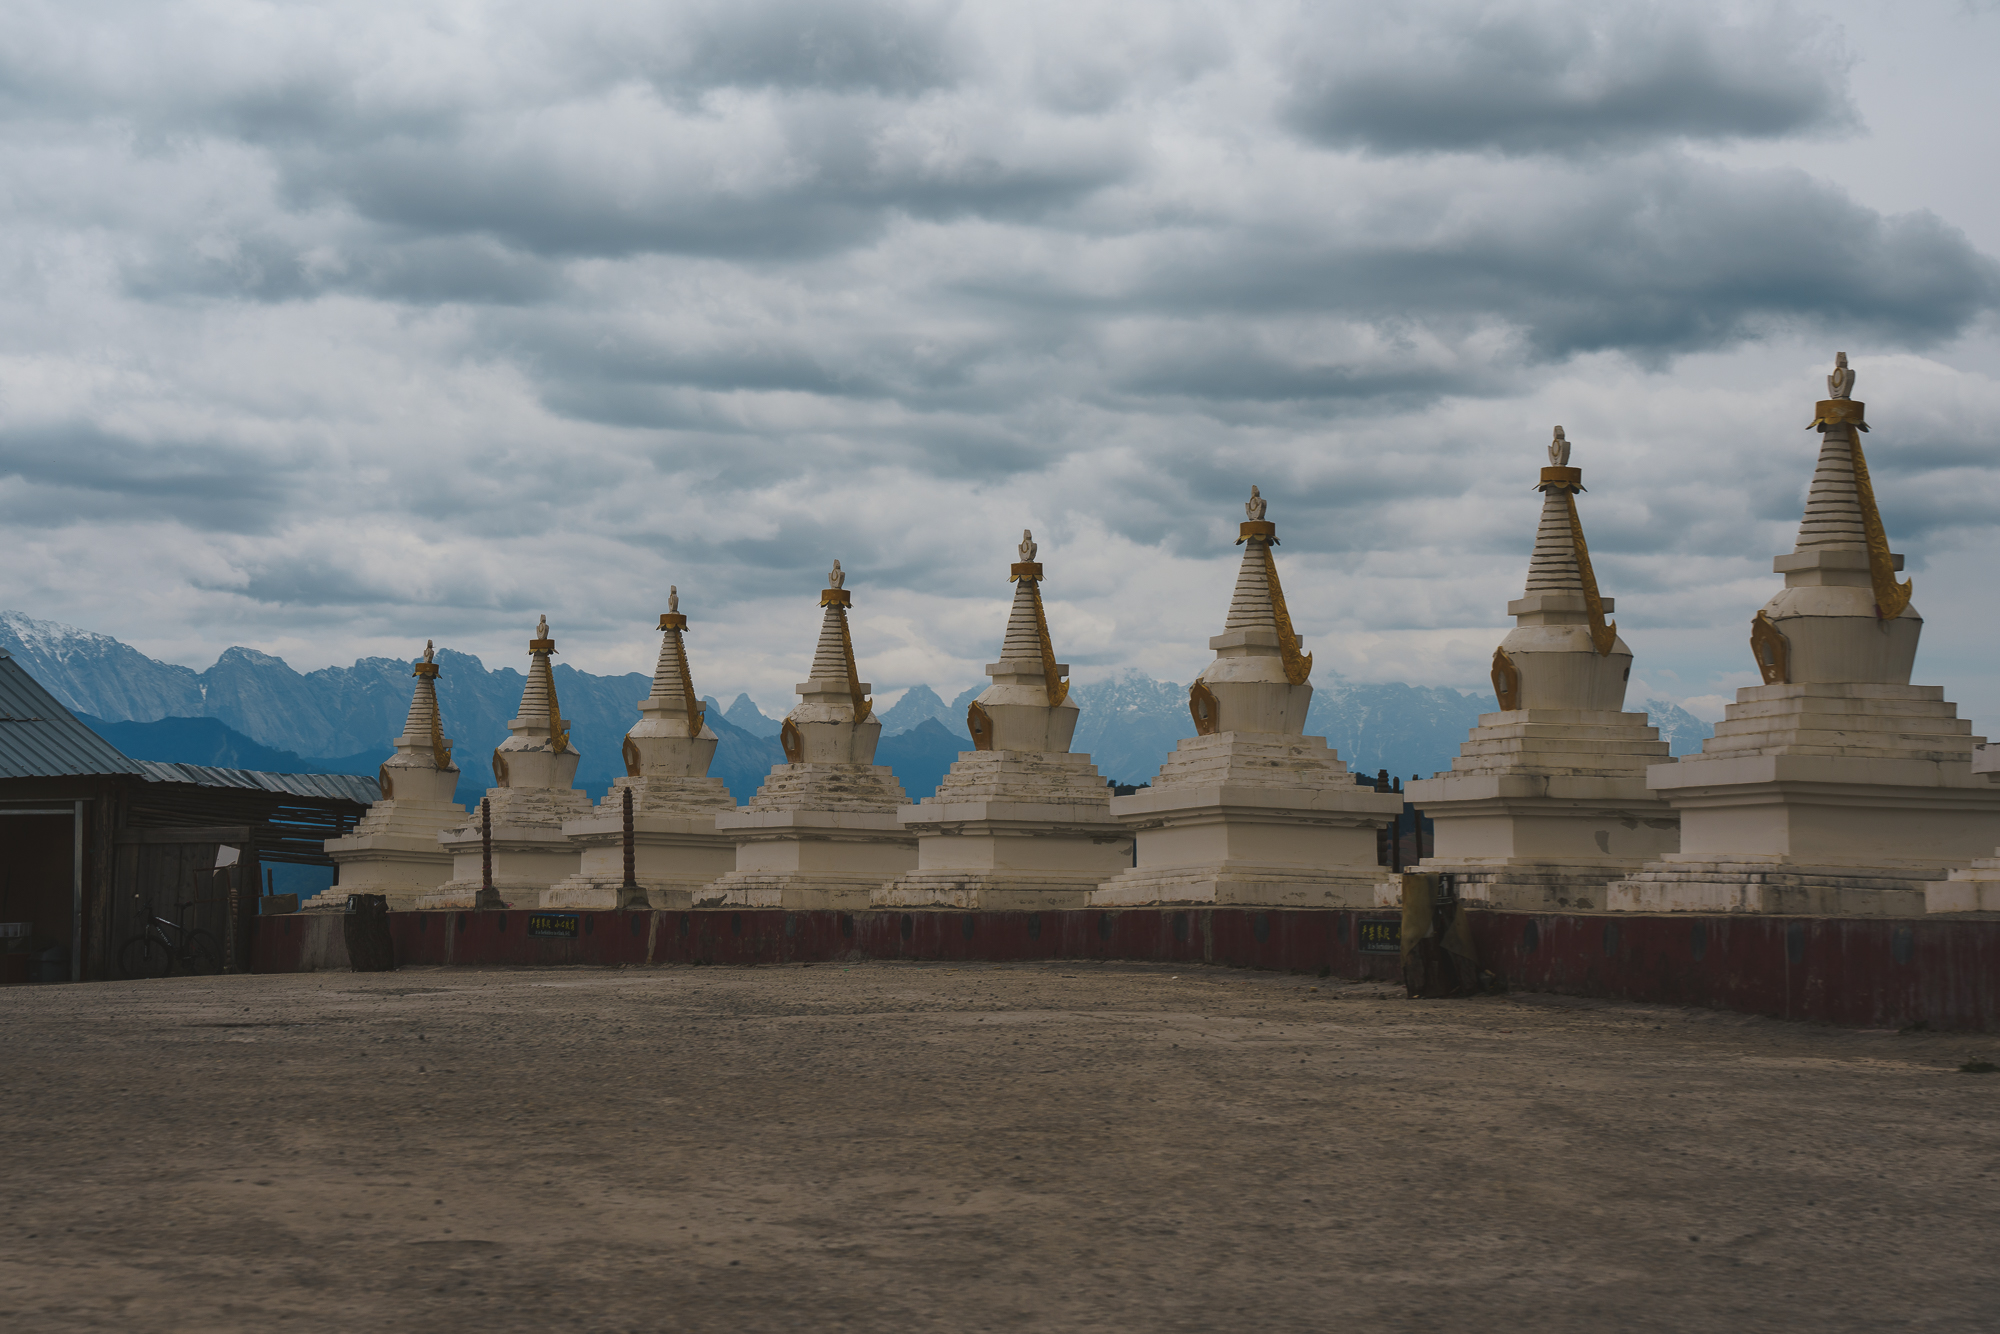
0 425 294 532
0 0 1995 729
1284 2 1855 156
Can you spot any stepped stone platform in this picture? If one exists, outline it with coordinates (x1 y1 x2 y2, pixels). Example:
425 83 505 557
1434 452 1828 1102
880 751 1129 910
1096 733 1396 908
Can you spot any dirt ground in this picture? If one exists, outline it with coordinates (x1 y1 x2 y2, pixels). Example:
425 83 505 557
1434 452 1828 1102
3 962 1998 1333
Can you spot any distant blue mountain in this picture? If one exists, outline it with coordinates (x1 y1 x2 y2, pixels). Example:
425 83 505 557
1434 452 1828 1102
721 692 781 737
76 713 330 774
876 718 968 801
10 610 1712 814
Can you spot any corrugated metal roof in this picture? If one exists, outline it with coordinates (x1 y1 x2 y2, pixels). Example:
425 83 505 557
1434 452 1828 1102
0 646 144 778
0 645 378 805
133 761 378 805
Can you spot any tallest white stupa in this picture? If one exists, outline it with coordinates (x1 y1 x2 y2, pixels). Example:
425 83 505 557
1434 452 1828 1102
1610 354 2000 915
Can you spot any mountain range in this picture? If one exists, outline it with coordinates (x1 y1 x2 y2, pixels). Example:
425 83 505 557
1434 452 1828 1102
2 610 1712 808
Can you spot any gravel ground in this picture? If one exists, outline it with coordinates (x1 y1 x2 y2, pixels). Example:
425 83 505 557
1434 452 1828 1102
3 961 1998 1333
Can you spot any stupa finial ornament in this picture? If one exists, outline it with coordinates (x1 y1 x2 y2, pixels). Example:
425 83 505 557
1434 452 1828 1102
668 585 679 614
1019 529 1037 562
828 560 845 590
1245 486 1267 521
1548 426 1570 467
422 640 435 665
1828 351 1855 400
536 615 550 642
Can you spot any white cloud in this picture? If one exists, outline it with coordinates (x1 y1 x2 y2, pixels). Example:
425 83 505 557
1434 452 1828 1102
0 0 1996 737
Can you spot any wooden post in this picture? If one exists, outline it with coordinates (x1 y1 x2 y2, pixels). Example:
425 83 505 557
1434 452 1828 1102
622 786 637 890
475 797 502 909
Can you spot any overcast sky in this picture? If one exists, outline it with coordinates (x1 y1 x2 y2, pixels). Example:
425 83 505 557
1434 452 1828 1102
2 0 1996 728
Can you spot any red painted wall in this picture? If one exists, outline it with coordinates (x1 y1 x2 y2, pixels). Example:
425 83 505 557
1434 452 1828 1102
254 906 2000 1031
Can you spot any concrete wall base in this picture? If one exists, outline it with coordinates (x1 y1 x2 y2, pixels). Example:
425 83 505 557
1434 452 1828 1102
1091 862 1383 908
1606 858 1936 916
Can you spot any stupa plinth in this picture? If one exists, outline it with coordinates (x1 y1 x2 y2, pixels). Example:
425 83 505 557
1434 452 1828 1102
877 531 1128 910
701 562 916 909
1926 745 2000 913
1403 429 1678 910
1091 489 1403 908
546 588 737 909
1609 355 2000 915
310 641 465 910
422 616 592 908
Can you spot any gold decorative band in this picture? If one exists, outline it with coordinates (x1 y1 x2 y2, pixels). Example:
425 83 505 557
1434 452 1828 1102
1027 580 1070 707
1809 399 1868 430
1560 490 1618 656
1847 432 1913 620
412 662 440 679
659 613 688 630
1237 520 1278 546
528 638 555 652
1009 562 1044 581
820 589 852 607
1539 466 1582 486
1259 545 1313 686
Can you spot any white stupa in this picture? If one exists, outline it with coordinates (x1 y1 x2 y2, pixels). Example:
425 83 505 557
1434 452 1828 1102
877 531 1127 910
310 641 465 910
1403 429 1678 910
700 562 916 909
422 616 592 908
1609 355 2000 915
1091 489 1403 907
546 588 736 909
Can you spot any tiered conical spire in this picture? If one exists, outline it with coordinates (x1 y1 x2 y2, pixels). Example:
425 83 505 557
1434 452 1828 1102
513 614 571 752
1220 486 1310 685
998 579 1047 662
399 640 453 770
1797 350 1869 552
807 605 853 685
1524 499 1584 594
1223 541 1281 634
794 560 870 723
1795 439 1869 551
1516 427 1616 655
639 586 704 736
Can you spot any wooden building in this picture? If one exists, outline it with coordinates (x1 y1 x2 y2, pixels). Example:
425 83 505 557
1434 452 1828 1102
0 645 375 980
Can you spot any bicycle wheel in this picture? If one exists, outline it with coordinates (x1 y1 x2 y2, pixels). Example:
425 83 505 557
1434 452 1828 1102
179 930 223 977
119 935 171 980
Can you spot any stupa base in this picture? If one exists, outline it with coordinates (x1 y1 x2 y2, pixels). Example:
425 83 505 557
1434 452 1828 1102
1604 856 1938 916
1924 856 2000 914
538 876 702 910
553 810 738 911
1397 860 1651 912
413 881 512 910
695 873 888 911
302 880 440 913
874 871 1107 911
1090 862 1385 909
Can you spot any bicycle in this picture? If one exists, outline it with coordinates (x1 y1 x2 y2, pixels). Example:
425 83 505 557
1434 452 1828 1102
119 902 223 979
